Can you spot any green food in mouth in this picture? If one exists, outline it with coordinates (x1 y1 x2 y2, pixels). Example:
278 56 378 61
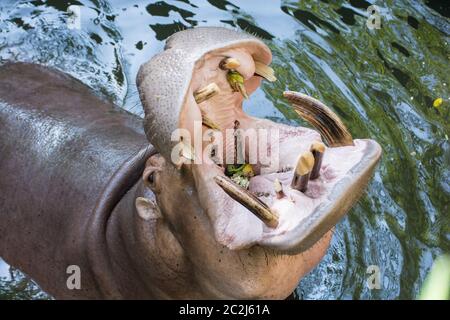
226 164 254 189
226 70 248 99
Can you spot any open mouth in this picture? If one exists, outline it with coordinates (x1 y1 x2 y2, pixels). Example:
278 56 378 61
138 29 382 254
174 44 382 253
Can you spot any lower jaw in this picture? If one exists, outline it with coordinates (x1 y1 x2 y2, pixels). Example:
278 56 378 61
191 116 378 252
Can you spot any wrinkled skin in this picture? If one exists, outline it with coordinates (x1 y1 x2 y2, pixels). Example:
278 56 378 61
0 27 380 299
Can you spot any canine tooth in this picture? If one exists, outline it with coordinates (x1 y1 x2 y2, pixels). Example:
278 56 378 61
219 57 240 70
214 175 278 228
310 142 325 180
283 91 353 147
274 178 285 199
291 151 315 192
227 71 248 99
194 83 220 104
202 114 221 131
254 61 276 82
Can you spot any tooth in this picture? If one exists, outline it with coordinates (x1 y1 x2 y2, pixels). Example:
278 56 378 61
274 178 285 199
219 57 240 70
283 91 353 147
194 83 220 104
202 114 221 131
254 61 277 82
291 151 315 192
214 175 278 228
227 71 248 99
310 142 325 180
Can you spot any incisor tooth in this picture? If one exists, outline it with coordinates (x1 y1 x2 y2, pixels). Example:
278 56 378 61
219 57 240 70
194 83 220 104
310 142 325 180
274 178 285 199
254 61 277 82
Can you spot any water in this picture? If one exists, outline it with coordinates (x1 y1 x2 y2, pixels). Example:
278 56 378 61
0 0 448 300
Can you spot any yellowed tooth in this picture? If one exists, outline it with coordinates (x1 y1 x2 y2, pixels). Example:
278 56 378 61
283 91 354 147
291 151 315 192
219 57 240 70
202 114 221 131
310 142 325 180
214 175 279 228
254 61 276 82
194 83 220 104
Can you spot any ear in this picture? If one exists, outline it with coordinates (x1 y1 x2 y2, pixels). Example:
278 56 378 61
135 197 162 221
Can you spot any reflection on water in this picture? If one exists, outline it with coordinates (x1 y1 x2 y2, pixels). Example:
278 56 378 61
0 258 51 299
0 0 449 299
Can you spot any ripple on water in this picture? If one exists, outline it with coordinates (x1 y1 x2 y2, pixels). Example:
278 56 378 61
0 0 449 300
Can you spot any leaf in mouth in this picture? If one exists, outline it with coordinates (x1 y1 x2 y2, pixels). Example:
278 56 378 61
226 164 255 189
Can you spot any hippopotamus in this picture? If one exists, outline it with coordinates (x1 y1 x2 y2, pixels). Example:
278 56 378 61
0 27 381 299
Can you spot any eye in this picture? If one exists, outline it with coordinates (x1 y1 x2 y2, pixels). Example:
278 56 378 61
143 167 160 192
147 172 154 185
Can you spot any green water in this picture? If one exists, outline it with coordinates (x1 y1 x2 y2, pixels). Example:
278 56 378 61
0 0 448 300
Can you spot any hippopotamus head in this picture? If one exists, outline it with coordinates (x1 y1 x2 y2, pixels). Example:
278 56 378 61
136 27 381 298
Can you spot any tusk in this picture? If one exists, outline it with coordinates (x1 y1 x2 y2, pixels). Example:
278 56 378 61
194 83 220 104
202 114 221 131
310 141 325 180
274 178 285 199
219 57 240 70
214 175 278 228
227 71 248 99
283 91 353 147
291 151 315 192
254 61 277 82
